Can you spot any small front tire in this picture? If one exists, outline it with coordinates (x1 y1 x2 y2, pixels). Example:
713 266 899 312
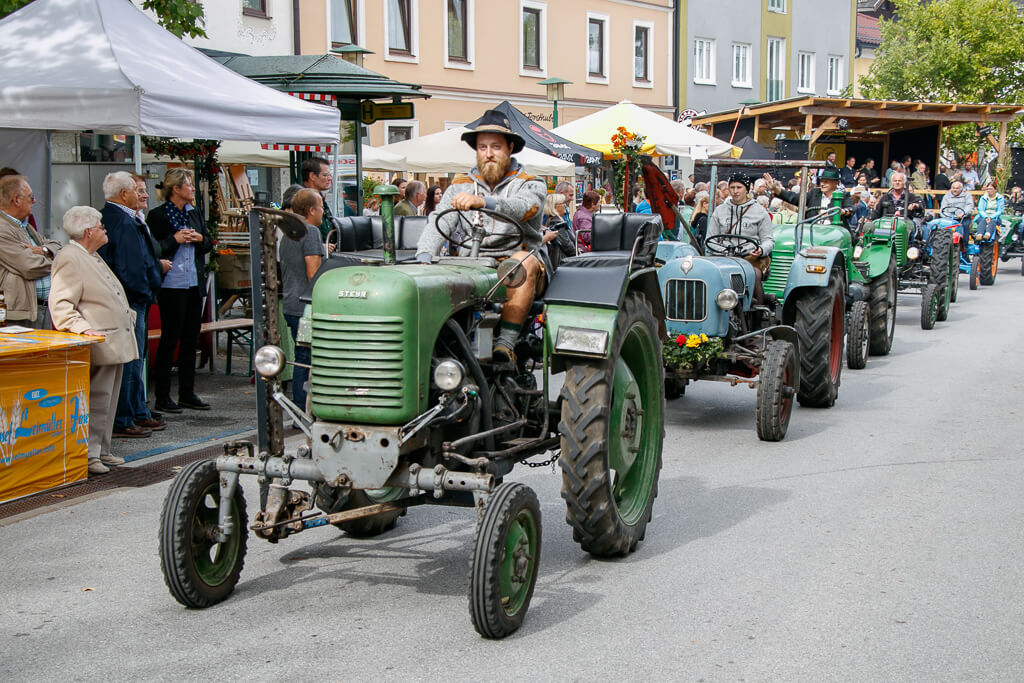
846 300 870 370
920 283 938 330
756 340 797 442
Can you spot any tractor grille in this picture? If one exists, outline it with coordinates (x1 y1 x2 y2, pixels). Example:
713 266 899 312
665 279 707 321
895 232 908 266
730 273 746 295
310 316 405 411
763 252 793 296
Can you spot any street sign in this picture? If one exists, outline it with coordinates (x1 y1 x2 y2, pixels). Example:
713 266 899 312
360 101 414 125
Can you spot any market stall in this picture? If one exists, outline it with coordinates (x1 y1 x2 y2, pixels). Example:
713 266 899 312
0 331 100 504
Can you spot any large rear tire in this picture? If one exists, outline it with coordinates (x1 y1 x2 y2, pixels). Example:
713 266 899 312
469 482 541 639
868 254 897 356
846 300 870 370
159 459 247 609
979 239 998 286
756 340 796 442
932 230 952 322
558 292 664 557
793 269 845 408
949 256 960 302
920 283 939 330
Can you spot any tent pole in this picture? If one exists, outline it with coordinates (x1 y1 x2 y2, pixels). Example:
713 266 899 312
333 136 340 216
134 135 142 174
354 119 363 213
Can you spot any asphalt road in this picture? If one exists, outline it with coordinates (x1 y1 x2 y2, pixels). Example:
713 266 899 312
3 261 1024 682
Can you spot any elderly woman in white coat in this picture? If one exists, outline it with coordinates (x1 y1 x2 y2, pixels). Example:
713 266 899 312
48 206 138 475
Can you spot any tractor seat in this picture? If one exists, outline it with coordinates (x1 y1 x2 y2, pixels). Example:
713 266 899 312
559 213 662 271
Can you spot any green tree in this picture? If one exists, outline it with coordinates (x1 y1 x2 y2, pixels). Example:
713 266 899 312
859 0 1024 161
0 0 206 38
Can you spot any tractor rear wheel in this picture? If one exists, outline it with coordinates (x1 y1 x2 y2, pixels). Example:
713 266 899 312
920 283 939 330
979 240 998 286
949 256 960 302
559 292 664 557
756 340 796 442
932 230 952 322
793 268 845 408
868 254 897 356
469 482 541 639
159 459 247 609
846 300 869 370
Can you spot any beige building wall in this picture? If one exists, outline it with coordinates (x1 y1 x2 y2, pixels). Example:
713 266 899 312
298 0 675 146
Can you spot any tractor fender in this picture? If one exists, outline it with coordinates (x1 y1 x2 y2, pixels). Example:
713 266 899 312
858 242 896 279
781 248 845 325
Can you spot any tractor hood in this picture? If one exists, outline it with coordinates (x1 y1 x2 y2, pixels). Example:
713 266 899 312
657 254 754 338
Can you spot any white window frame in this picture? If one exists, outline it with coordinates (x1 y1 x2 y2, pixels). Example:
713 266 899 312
328 0 363 47
383 0 419 64
585 12 610 85
443 0 474 70
827 54 844 95
632 20 654 89
797 51 815 94
731 42 751 88
768 0 786 13
766 37 785 101
383 119 419 145
693 37 716 85
519 0 547 78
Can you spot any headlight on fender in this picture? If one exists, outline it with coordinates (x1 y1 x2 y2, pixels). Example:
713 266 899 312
907 247 920 260
433 359 465 392
254 345 286 378
716 288 739 310
853 245 863 259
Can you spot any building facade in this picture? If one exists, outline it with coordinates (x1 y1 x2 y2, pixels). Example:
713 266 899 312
137 0 297 56
678 0 856 115
294 0 675 146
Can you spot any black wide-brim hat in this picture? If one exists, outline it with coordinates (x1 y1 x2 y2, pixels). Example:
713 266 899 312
461 109 526 154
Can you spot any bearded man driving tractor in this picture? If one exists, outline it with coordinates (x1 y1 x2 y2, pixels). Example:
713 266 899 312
416 110 548 364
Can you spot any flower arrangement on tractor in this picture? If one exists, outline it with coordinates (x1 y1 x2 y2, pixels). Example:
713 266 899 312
611 126 645 209
663 333 724 371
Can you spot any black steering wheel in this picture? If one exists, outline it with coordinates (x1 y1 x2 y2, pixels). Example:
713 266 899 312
704 233 761 257
433 206 527 254
940 206 966 220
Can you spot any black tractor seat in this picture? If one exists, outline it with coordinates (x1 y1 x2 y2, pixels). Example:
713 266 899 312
328 215 429 261
559 213 662 271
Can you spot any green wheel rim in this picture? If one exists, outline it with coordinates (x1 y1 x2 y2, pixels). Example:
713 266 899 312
498 508 538 616
608 319 662 525
190 482 243 587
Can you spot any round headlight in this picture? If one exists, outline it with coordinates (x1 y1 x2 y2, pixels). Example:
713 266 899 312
254 345 286 378
716 288 739 310
433 359 465 391
906 247 920 260
680 255 694 274
853 245 863 259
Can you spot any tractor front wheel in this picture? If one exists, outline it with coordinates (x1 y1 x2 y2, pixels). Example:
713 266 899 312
469 482 541 639
159 459 248 609
846 300 870 370
969 257 980 290
559 292 664 557
920 283 939 330
793 269 845 408
756 340 797 442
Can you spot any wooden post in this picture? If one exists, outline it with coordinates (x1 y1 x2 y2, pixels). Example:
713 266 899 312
804 113 813 138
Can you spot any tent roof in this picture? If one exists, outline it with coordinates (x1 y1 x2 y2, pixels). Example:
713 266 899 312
734 135 773 159
212 54 427 101
0 0 339 143
142 141 405 171
377 127 574 176
491 101 602 166
551 101 738 160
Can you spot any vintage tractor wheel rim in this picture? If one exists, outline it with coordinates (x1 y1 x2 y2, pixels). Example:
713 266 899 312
780 353 795 425
190 483 243 587
829 290 843 382
609 321 661 526
499 508 538 616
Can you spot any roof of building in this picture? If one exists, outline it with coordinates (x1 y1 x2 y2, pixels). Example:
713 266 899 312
857 13 881 46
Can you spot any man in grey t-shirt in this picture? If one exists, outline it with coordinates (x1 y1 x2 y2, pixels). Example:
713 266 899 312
279 189 325 411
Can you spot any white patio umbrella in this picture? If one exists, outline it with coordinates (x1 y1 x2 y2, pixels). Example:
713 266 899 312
378 127 575 176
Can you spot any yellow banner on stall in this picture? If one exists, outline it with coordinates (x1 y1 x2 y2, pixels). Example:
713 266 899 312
0 331 98 504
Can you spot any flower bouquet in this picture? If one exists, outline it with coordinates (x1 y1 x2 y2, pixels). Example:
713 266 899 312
663 333 724 373
610 126 646 209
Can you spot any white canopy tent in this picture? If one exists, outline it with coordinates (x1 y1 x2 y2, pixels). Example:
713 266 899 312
0 0 340 142
378 127 575 176
142 141 406 171
551 101 738 160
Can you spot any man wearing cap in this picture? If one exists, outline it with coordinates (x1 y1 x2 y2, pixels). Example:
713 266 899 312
765 167 854 226
707 173 774 304
415 109 547 364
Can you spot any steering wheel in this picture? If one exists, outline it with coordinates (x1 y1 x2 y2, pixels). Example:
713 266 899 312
704 233 761 257
432 207 527 254
940 206 966 220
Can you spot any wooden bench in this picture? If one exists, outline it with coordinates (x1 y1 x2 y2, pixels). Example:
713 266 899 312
148 317 254 376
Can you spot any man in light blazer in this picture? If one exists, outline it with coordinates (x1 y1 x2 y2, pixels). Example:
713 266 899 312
0 174 61 327
49 206 139 475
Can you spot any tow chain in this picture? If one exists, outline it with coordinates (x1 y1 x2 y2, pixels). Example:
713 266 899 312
523 450 560 470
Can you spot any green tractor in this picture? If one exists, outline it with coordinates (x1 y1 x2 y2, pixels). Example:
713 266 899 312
158 196 667 639
998 212 1024 277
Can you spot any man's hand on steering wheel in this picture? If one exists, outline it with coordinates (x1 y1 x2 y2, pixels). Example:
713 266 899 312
451 192 485 211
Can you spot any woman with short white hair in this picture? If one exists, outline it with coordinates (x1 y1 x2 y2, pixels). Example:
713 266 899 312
48 206 139 475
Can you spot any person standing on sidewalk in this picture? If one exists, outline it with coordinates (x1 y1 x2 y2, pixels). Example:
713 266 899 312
0 174 60 328
49 206 138 475
300 157 335 241
98 172 167 438
148 169 213 413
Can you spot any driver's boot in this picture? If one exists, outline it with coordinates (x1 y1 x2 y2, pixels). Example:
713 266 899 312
493 323 520 366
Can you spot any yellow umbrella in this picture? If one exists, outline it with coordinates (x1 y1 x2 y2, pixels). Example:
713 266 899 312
551 100 740 160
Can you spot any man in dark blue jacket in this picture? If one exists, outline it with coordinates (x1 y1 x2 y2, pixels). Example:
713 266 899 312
99 172 167 438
